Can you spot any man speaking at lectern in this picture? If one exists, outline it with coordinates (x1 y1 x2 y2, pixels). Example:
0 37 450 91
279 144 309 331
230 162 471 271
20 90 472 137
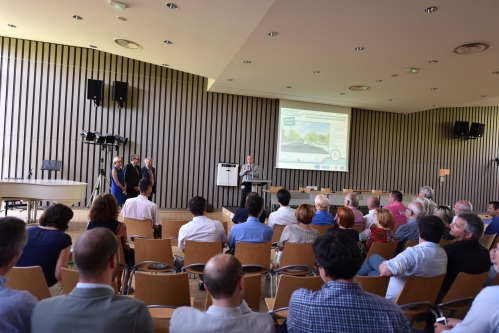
239 155 259 208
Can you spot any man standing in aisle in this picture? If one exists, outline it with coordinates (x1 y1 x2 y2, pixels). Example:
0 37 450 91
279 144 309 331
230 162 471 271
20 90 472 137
141 157 156 201
124 154 141 199
239 155 259 208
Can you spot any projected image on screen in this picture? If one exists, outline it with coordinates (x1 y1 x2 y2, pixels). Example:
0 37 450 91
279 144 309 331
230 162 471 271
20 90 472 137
276 101 350 172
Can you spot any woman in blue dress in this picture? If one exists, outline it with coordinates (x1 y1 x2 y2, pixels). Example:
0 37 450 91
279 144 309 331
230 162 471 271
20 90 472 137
111 156 127 205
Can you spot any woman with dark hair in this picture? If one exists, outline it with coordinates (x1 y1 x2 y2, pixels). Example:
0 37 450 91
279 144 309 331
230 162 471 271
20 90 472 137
434 205 455 240
359 208 395 256
271 204 320 269
87 193 134 292
16 203 73 296
327 207 359 243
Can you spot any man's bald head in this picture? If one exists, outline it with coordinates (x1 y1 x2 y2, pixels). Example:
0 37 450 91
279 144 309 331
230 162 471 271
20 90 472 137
73 228 118 280
203 254 243 300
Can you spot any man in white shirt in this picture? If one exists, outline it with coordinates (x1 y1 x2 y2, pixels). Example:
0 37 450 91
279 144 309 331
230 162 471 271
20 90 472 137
267 189 297 229
121 179 162 238
363 196 380 229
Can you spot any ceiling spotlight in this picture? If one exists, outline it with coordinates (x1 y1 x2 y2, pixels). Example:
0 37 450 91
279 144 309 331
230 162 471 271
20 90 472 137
430 88 438 90
243 60 251 64
162 63 169 67
354 47 365 51
165 2 178 9
406 67 420 74
313 70 321 74
286 86 292 88
493 71 499 75
481 95 488 98
117 16 127 21
89 45 98 49
7 24 16 28
433 104 438 107
72 15 83 20
348 85 370 91
375 80 383 83
424 6 438 13
163 40 173 44
227 78 234 81
268 32 279 37
429 60 438 64
110 0 126 10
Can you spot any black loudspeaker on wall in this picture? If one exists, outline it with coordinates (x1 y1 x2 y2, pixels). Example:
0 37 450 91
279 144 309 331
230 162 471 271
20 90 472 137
468 122 485 139
453 121 469 138
113 81 128 109
87 79 104 106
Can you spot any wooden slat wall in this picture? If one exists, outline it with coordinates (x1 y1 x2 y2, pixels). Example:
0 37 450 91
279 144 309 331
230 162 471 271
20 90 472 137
1 36 498 210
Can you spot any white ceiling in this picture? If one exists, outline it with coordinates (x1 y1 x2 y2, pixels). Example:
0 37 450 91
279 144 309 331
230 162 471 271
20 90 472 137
1 0 499 113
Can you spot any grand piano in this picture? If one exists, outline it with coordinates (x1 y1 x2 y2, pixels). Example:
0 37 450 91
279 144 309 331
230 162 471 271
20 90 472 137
0 179 87 223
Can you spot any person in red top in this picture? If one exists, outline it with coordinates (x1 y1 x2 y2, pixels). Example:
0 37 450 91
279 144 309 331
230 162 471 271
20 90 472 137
383 191 407 229
359 208 395 256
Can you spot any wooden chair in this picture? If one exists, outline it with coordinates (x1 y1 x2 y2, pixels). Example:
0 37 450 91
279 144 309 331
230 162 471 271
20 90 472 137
134 272 192 319
436 271 490 318
221 221 228 238
395 274 446 326
311 224 331 235
490 236 499 251
393 223 403 233
274 242 317 290
181 241 223 277
403 240 419 251
372 190 382 194
438 238 455 247
5 266 51 301
162 219 189 246
354 275 390 297
265 275 324 318
116 236 134 295
270 186 282 192
123 217 154 239
270 224 286 246
204 273 262 311
364 241 399 262
352 222 365 233
343 189 353 193
480 234 496 249
234 241 273 296
60 268 79 294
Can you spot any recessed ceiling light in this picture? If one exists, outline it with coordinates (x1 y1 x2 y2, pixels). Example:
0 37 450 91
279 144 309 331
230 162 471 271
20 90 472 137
268 32 279 37
110 0 126 10
430 88 438 90
7 24 16 28
163 40 173 44
493 71 499 75
165 3 178 9
227 79 234 81
243 60 251 64
388 99 395 101
114 39 142 50
406 67 420 74
313 70 321 74
348 85 370 91
429 60 438 64
424 6 438 13
433 104 438 107
117 16 127 21
391 74 398 77
453 42 490 55
162 63 169 67
481 95 487 98
340 93 346 95
89 45 98 49
375 80 383 83
72 15 83 20
286 86 292 88
355 47 364 51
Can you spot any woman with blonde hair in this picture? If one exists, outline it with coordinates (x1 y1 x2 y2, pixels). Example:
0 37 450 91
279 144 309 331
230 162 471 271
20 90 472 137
111 156 127 205
434 205 455 240
359 208 395 256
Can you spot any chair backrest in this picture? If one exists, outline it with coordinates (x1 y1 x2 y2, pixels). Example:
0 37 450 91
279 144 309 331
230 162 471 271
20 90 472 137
134 271 191 307
343 189 353 193
162 219 189 244
372 190 382 194
234 242 272 269
438 238 455 247
393 223 403 233
221 221 228 238
134 238 174 266
311 225 330 235
364 241 399 262
490 236 499 252
5 266 51 301
115 236 127 267
352 222 365 233
204 273 262 311
123 217 154 239
354 276 390 297
480 234 496 249
403 240 419 251
270 186 282 192
184 241 223 266
395 274 446 306
441 271 490 304
279 242 316 268
60 267 79 294
273 275 324 309
270 224 286 244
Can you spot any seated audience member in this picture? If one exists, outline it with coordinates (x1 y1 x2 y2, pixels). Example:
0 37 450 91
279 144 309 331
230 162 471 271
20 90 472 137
452 200 472 222
383 191 407 228
484 201 499 240
178 196 227 291
267 189 297 229
272 204 319 268
419 186 437 215
232 192 268 224
440 212 490 293
363 196 380 230
416 196 432 216
311 194 334 226
433 286 499 333
0 217 38 333
120 179 162 239
16 203 73 296
286 232 410 333
341 193 364 226
485 242 499 286
229 194 273 251
394 201 424 254
170 254 274 333
434 205 455 240
87 193 135 293
327 207 359 243
359 208 395 256
357 216 447 300
31 228 153 333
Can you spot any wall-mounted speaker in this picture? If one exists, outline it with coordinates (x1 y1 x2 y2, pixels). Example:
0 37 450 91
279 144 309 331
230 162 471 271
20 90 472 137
453 121 469 138
86 79 104 103
468 122 485 139
112 81 128 102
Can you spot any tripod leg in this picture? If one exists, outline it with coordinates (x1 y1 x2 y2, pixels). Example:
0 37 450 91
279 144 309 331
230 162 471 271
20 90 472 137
86 177 102 210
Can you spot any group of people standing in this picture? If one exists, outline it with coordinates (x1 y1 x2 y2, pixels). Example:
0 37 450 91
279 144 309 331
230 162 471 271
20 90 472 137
110 154 156 205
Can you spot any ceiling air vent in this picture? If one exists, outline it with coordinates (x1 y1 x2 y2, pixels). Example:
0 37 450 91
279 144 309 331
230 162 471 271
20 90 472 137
452 42 490 55
114 39 142 50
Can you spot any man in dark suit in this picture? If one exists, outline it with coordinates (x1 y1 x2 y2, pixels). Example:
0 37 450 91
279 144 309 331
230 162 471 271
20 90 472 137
31 228 154 333
124 154 141 199
141 157 156 201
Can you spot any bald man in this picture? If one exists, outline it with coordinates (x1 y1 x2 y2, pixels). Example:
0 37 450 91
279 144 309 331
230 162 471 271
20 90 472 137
170 254 274 333
452 200 473 222
239 155 259 208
